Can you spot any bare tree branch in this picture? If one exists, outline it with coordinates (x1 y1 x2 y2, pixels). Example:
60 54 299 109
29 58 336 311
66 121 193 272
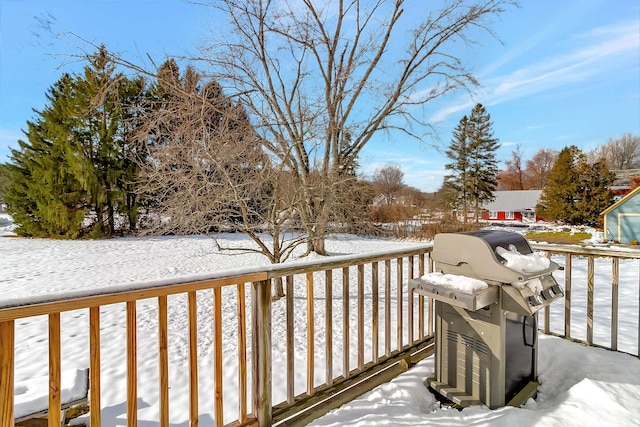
133 64 307 272
199 0 514 253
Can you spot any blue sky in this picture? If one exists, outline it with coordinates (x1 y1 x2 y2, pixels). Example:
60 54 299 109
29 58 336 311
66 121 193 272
1 0 638 193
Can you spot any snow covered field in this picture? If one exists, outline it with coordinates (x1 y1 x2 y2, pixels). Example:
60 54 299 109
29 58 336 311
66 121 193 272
1 214 639 426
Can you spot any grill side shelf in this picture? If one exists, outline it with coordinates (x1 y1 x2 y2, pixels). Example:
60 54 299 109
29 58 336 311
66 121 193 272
408 278 499 311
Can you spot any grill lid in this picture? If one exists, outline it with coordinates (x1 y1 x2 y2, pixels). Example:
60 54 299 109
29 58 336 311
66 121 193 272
411 231 565 315
431 230 559 284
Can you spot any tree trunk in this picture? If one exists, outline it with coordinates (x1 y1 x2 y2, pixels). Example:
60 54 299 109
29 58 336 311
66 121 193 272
308 234 327 256
107 200 115 235
306 205 329 256
95 201 105 235
299 182 331 256
272 277 285 301
474 200 480 223
127 190 137 231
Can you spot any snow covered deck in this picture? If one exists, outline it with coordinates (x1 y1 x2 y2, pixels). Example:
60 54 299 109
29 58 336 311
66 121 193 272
1 234 639 426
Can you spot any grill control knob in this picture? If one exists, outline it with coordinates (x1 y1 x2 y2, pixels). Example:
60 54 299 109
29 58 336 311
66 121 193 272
542 289 554 300
528 295 544 306
551 285 563 296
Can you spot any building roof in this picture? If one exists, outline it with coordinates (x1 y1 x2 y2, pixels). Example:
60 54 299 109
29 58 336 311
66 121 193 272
483 190 543 212
611 169 640 187
601 186 640 216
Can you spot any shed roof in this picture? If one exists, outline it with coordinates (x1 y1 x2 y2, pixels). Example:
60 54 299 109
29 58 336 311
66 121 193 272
601 186 640 216
483 190 542 212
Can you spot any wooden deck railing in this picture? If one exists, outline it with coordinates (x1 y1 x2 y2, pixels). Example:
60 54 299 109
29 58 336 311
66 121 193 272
0 245 434 427
531 243 640 357
1 243 639 427
262 247 435 425
0 271 269 427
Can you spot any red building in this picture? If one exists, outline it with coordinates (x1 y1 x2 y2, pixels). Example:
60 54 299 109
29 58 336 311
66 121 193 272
482 190 543 222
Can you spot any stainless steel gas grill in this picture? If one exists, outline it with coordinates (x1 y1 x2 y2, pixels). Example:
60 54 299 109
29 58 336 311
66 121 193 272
409 230 564 409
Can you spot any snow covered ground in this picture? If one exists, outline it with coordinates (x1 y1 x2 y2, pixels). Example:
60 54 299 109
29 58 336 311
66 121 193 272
1 214 640 426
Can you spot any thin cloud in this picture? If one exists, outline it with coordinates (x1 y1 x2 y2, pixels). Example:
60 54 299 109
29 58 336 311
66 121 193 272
430 20 640 123
404 168 447 192
500 141 520 148
490 23 637 100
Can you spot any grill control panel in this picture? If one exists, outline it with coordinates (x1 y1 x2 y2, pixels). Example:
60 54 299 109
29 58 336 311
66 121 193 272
530 284 563 306
503 275 564 316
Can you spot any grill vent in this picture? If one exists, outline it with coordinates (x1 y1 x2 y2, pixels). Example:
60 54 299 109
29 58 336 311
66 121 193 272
460 334 475 347
475 340 490 355
446 330 491 356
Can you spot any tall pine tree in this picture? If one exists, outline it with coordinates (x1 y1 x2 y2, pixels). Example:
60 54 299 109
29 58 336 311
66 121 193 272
537 147 577 223
69 47 146 236
5 47 145 237
574 157 615 224
444 103 500 222
468 103 500 219
5 75 89 237
537 146 615 225
444 115 472 220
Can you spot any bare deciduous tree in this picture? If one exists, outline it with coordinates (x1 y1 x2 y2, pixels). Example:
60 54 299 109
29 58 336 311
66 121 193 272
373 164 405 205
589 133 640 170
199 0 513 254
525 148 558 189
498 144 526 190
136 63 305 298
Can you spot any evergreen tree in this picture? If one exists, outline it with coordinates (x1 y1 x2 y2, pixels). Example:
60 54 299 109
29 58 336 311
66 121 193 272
537 147 578 224
5 75 89 237
467 103 500 219
444 103 500 222
444 115 472 220
70 47 147 236
537 146 614 225
4 47 145 237
574 157 615 224
116 76 147 231
0 163 8 203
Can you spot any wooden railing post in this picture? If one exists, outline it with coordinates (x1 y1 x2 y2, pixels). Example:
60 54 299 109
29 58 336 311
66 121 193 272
213 288 224 426
126 301 137 427
396 257 403 350
564 254 572 338
252 280 272 427
611 258 619 351
637 260 640 359
158 296 169 427
325 270 334 386
342 267 350 378
306 273 315 396
286 276 295 403
187 292 199 427
0 320 14 427
587 256 595 345
48 313 61 427
89 307 102 427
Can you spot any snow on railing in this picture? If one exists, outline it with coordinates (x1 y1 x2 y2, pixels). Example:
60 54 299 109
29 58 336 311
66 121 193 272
530 243 640 354
1 243 638 426
0 244 434 427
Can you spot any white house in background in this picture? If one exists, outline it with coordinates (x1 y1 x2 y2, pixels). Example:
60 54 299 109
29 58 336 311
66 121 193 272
482 190 543 222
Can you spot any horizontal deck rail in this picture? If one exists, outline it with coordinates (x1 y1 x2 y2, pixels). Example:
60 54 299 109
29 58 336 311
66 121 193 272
0 244 434 427
531 243 640 357
1 242 639 426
